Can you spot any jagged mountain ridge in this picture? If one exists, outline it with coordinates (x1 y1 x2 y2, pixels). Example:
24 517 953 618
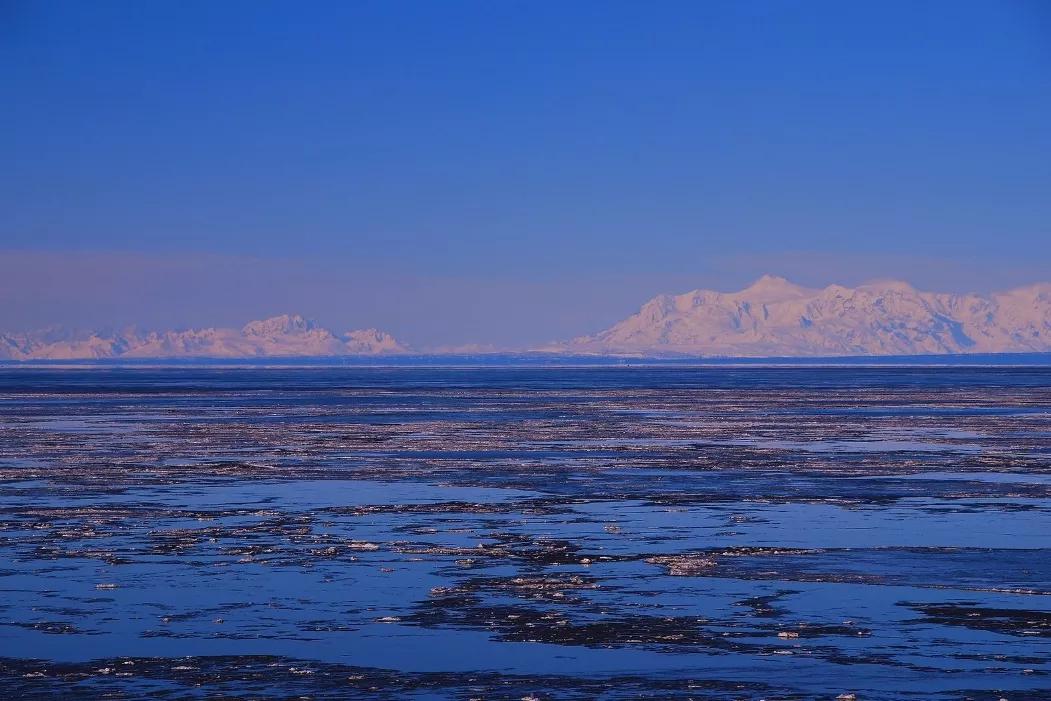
6 279 1051 360
0 314 407 360
553 275 1051 357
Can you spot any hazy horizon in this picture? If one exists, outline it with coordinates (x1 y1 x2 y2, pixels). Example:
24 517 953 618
2 251 1051 346
2 260 1051 353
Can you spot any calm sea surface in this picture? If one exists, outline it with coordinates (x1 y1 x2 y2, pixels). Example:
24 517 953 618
0 366 1049 699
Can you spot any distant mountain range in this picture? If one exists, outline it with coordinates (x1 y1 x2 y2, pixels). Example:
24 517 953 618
0 314 407 360
547 276 1051 357
4 277 1051 360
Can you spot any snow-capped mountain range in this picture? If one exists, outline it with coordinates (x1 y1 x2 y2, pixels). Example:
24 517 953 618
0 314 407 360
5 277 1051 359
548 275 1051 357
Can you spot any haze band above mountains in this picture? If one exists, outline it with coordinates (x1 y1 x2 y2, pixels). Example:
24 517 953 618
3 276 1050 360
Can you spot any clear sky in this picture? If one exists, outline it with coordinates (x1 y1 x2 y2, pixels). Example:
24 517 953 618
2 0 1050 346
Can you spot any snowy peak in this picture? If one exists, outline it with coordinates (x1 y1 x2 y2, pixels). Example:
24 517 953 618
0 315 409 360
555 277 1051 357
735 274 815 302
342 328 406 354
856 279 917 294
241 314 318 337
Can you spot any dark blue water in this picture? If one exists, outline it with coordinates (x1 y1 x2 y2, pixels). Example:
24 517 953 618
0 366 1049 699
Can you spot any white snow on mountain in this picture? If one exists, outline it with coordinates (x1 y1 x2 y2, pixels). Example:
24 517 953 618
0 315 408 360
546 275 1051 356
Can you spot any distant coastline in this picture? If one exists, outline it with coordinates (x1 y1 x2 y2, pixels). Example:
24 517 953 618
3 352 1051 367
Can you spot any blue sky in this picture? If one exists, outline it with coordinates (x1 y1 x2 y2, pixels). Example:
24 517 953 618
2 0 1050 345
